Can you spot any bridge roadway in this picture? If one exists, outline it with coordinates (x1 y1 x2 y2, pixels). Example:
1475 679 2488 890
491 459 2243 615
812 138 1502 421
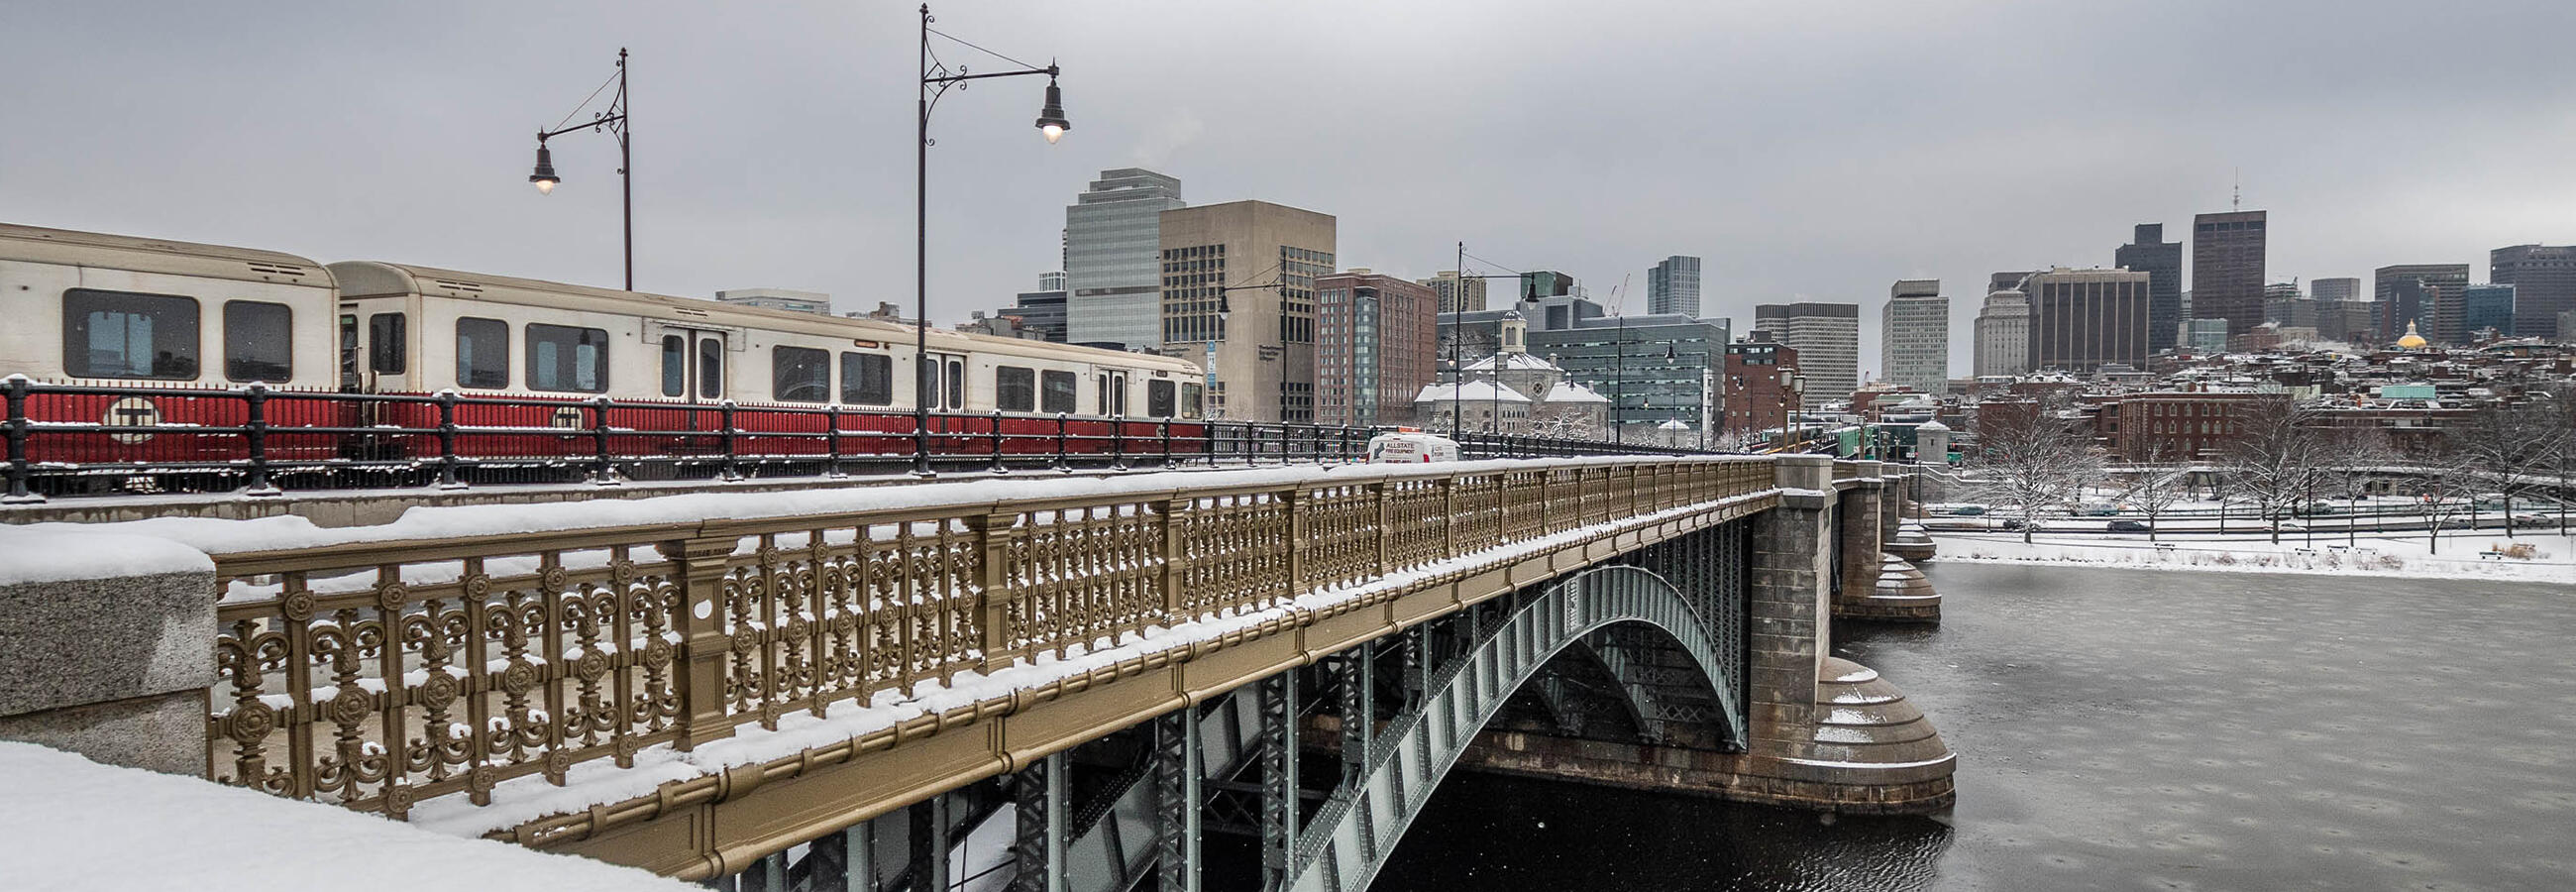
0 454 1952 890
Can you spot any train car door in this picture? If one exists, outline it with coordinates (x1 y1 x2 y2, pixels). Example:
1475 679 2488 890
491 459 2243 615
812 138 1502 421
923 352 968 413
657 329 727 450
1096 370 1128 417
656 328 728 402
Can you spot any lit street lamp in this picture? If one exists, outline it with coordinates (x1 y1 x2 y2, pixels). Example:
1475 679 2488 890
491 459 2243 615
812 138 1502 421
527 48 633 290
914 2 1069 476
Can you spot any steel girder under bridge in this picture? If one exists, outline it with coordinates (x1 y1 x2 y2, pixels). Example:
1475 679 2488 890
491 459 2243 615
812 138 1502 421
717 528 1751 892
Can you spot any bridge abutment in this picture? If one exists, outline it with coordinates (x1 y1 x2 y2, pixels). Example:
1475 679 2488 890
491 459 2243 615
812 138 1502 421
0 569 214 776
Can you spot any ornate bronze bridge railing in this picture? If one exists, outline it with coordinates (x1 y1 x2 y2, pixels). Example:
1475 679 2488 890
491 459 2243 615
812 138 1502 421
202 458 1774 822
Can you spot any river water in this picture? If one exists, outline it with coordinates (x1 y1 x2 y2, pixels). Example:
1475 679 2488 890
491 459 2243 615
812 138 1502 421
1372 562 2576 891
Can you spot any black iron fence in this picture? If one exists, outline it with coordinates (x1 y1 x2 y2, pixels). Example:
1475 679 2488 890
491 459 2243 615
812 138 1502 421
1 380 1702 500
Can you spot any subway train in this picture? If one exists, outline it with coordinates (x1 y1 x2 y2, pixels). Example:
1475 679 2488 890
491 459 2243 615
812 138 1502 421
0 222 1212 491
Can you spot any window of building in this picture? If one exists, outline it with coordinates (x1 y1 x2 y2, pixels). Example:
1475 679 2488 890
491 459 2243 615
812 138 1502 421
996 366 1036 412
222 300 293 383
455 317 510 389
1040 370 1077 414
370 312 406 375
63 288 199 380
1182 383 1203 417
841 352 893 405
772 346 830 402
526 323 608 392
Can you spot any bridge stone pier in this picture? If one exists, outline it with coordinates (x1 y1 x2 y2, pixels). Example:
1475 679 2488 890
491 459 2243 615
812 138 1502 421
0 455 1953 891
1830 459 1942 622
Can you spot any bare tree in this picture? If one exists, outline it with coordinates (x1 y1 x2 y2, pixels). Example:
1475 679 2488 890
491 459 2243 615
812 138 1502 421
1710 426 1771 454
2450 399 2571 538
2117 442 2192 542
2323 425 2401 547
2222 402 2331 543
1966 398 2103 543
2410 448 2484 554
1528 405 1603 442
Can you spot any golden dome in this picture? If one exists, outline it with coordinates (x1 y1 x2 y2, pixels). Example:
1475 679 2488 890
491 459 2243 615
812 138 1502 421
2395 321 2427 349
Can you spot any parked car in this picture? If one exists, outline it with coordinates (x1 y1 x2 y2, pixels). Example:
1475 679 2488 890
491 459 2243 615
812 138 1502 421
2075 503 2120 516
1935 504 1988 516
2106 519 2153 533
1998 518 2027 531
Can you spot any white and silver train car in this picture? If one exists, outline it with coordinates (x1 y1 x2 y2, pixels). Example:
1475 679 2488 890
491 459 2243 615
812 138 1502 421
326 261 1207 418
0 223 340 389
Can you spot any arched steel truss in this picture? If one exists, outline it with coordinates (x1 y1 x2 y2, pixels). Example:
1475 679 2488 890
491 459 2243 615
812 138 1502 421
1284 562 1744 892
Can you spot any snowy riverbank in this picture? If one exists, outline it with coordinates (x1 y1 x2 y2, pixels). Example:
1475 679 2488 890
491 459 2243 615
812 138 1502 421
1929 531 2575 583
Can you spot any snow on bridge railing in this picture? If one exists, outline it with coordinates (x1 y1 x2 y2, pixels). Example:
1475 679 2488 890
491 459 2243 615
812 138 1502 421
197 456 1776 827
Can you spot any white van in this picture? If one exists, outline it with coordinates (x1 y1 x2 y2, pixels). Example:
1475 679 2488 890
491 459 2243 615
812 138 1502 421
1367 431 1461 463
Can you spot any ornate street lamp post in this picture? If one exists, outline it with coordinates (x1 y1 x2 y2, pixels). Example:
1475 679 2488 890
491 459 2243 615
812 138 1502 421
914 3 1069 476
527 48 633 290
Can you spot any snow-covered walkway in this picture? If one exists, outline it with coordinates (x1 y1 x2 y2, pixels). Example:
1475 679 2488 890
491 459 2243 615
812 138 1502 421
1931 530 2575 583
0 742 691 891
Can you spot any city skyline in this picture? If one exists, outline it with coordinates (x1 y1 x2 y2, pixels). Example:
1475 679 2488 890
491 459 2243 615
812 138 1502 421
4 2 2572 376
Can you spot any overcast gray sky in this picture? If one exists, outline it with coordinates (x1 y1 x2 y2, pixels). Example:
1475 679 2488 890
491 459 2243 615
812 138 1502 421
6 1 2572 375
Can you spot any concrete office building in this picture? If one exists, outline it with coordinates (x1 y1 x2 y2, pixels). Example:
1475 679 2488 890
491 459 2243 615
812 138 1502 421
1314 271 1437 427
2460 283 2517 338
1157 200 1336 422
2491 245 2576 340
1973 287 2031 378
2264 282 2316 330
1879 279 1949 393
714 288 831 315
1648 255 1702 317
1421 271 1489 315
1752 302 1859 408
2375 265 2468 344
1064 168 1184 350
2192 210 2268 334
2311 278 2360 303
1005 278 1068 343
2024 268 2151 373
2115 224 2185 353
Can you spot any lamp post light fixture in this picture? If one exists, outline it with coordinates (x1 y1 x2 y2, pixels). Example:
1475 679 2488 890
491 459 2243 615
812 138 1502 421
1445 242 1531 441
527 48 633 290
914 2 1068 476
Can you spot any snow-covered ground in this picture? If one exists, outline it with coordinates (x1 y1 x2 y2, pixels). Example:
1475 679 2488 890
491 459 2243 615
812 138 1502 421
1931 529 2576 583
0 742 692 891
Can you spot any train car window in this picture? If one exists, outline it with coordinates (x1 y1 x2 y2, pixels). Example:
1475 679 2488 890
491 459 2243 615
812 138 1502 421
660 336 685 397
996 366 1036 412
221 301 294 383
772 346 830 402
945 358 964 409
1040 371 1077 414
1147 380 1177 417
455 317 510 389
698 338 723 397
369 313 407 375
840 352 893 405
526 323 609 392
62 288 199 380
338 314 360 390
1182 383 1204 418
